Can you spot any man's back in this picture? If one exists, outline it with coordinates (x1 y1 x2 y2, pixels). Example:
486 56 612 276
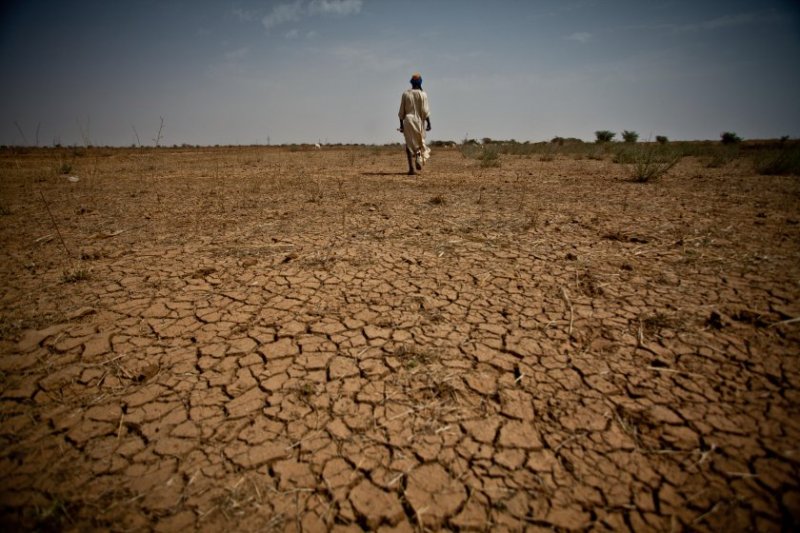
399 88 429 121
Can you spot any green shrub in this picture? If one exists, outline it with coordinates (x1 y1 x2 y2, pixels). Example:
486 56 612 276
655 135 668 144
621 130 639 143
721 131 742 145
595 130 615 143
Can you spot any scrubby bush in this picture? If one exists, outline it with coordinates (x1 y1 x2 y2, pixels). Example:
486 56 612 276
612 148 635 164
459 142 482 159
629 145 682 182
754 146 800 175
430 140 455 147
721 131 742 145
621 130 639 143
656 135 668 144
595 130 615 143
706 145 739 168
586 147 606 160
480 146 501 168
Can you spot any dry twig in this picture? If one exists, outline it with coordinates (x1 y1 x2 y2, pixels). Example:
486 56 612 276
560 286 574 336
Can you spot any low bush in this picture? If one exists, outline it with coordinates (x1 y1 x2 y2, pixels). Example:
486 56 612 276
622 130 639 143
629 146 682 182
706 145 739 168
480 146 501 168
595 130 615 143
754 146 800 175
612 148 635 164
459 143 482 159
721 131 742 145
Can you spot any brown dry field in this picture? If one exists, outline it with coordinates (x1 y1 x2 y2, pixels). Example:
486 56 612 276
0 145 799 532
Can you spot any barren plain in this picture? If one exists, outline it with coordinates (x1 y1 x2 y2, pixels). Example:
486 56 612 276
0 145 798 531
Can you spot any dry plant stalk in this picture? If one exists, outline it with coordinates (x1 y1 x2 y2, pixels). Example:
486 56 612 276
39 190 72 259
560 286 574 336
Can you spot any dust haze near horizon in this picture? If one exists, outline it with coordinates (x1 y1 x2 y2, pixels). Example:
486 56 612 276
1 0 799 147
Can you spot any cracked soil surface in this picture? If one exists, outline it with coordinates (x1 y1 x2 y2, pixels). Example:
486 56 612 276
1 146 799 531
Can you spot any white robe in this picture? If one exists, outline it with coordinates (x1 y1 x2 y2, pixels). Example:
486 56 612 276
398 88 431 163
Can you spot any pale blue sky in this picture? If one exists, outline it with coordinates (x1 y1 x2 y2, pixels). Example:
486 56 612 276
1 0 799 146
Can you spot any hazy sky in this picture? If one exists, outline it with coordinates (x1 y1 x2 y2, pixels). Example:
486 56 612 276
1 0 799 146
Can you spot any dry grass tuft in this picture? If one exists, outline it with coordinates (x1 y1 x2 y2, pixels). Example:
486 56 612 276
61 267 90 283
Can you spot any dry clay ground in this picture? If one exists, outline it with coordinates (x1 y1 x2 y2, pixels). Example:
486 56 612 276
0 145 799 532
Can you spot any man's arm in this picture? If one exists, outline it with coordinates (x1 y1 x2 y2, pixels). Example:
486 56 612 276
426 118 431 131
398 93 407 130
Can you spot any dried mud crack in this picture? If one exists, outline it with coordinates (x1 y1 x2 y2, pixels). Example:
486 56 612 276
1 146 799 531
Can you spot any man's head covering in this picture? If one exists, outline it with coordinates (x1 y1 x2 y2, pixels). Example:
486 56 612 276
410 72 422 88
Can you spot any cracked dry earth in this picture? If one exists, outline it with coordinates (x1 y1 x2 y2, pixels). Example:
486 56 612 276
0 146 799 532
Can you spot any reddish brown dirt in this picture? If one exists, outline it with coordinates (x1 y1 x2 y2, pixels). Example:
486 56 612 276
1 146 799 531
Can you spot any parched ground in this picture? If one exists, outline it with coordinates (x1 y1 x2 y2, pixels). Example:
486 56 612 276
0 145 798 531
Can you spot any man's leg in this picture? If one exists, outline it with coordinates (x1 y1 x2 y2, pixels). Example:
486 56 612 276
406 148 416 175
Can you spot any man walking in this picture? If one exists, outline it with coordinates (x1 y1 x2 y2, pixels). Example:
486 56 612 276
398 73 431 175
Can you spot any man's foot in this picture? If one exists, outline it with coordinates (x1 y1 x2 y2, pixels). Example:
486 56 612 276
415 152 423 170
407 169 416 176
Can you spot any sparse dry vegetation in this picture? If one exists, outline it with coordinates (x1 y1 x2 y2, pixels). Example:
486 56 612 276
0 141 798 531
